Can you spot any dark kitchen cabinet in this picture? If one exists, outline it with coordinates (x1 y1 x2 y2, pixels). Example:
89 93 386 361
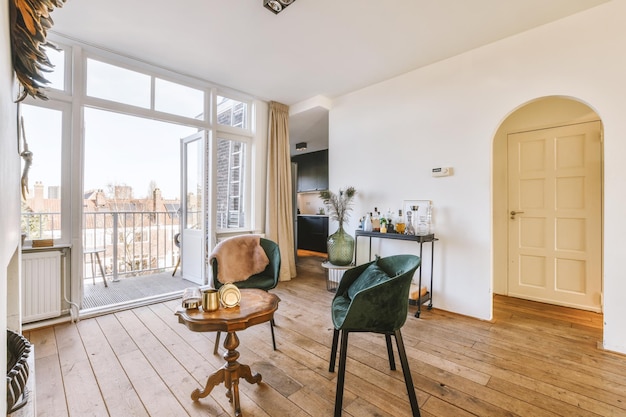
292 150 328 192
297 215 328 253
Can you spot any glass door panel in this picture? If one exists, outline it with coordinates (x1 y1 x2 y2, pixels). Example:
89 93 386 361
181 131 207 285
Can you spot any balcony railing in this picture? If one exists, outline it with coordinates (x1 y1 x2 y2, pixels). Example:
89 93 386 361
21 211 62 240
21 210 182 281
83 211 181 281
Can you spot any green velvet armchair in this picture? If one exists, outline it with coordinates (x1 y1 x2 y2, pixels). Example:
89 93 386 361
329 254 421 417
211 237 281 353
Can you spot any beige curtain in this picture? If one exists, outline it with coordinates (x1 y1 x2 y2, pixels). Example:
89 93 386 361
266 101 297 281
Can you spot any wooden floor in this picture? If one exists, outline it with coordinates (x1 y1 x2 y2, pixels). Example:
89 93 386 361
24 252 625 417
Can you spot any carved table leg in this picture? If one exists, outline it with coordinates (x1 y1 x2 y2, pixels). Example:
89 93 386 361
238 364 262 385
222 331 241 414
193 331 263 416
191 368 225 400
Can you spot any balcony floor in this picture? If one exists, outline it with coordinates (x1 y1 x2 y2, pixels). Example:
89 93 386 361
83 270 195 310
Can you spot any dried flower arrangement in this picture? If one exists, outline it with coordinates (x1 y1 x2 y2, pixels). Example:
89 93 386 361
319 186 356 228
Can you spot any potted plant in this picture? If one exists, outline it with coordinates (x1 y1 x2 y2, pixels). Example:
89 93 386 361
319 186 356 266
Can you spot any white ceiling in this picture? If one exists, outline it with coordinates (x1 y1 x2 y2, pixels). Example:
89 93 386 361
50 0 609 152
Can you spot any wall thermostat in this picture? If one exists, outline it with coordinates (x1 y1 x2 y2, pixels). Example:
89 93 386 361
432 167 453 177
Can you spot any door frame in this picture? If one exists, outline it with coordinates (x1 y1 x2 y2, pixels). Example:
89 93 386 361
492 96 604 311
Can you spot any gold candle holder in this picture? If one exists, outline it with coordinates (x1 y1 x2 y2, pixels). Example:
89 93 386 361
202 289 220 312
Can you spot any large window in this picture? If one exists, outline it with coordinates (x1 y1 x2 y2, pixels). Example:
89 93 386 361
86 59 152 108
83 108 195 200
215 94 252 230
22 40 256 279
217 96 248 129
86 58 206 121
20 103 67 241
45 46 66 91
216 136 247 229
155 78 204 119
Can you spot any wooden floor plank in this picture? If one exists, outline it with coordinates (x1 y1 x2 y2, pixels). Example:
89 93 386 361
27 326 58 359
25 251 626 417
486 376 602 417
421 395 477 417
54 323 110 417
34 354 68 417
113 308 227 417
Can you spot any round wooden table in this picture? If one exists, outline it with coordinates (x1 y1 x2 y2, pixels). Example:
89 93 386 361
176 288 280 416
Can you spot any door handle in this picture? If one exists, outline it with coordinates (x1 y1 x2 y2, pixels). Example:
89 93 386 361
510 210 525 219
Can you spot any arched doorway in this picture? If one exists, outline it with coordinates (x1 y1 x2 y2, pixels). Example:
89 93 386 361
493 96 603 312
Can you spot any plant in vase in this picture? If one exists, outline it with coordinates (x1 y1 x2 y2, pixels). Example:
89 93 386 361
320 186 356 266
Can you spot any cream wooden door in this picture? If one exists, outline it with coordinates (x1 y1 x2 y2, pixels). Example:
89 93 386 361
507 121 602 312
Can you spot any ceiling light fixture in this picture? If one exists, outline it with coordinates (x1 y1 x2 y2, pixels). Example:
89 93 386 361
264 0 295 15
295 142 307 151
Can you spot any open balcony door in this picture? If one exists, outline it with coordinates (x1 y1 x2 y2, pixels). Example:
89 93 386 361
180 132 208 285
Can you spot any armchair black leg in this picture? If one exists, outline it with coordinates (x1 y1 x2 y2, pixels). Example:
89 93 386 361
270 319 277 350
329 329 340 372
385 333 396 371
394 330 421 417
334 330 349 417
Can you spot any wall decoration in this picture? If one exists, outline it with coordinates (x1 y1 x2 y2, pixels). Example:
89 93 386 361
19 115 32 200
9 0 66 102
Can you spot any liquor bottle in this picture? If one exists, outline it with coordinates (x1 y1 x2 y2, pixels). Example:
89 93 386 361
385 208 394 233
406 207 416 235
417 217 429 235
372 207 380 232
417 204 431 235
395 209 406 234
363 212 373 232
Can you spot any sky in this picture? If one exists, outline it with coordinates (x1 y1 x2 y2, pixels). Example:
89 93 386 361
21 105 195 200
83 108 196 199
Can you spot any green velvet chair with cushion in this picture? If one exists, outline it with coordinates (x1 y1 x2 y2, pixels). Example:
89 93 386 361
211 237 281 354
329 254 421 417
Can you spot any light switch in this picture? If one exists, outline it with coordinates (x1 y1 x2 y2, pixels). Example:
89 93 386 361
432 167 453 177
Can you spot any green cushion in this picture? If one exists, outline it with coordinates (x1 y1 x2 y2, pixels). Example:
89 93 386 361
346 262 391 300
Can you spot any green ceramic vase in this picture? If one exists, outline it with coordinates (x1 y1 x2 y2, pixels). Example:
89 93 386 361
327 223 354 266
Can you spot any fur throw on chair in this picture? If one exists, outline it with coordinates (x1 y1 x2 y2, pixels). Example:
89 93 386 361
209 235 270 284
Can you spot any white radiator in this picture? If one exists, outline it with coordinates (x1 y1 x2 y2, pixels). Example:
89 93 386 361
22 251 62 323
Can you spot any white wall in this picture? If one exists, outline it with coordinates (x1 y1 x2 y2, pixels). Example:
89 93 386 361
329 1 626 354
1 0 22 410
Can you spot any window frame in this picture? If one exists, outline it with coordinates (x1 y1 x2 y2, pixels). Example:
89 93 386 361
39 42 73 96
81 50 213 128
19 99 73 245
27 34 259 266
215 90 254 136
212 131 253 233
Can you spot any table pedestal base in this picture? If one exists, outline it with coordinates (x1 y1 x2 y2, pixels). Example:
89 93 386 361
192 331 262 416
